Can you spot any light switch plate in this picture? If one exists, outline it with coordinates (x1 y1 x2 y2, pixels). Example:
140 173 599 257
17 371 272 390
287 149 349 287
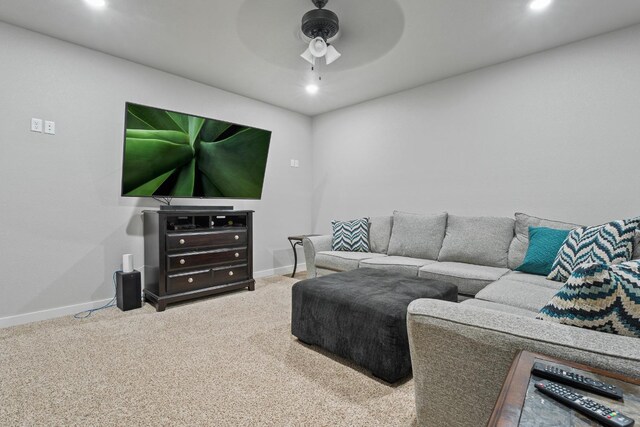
294 159 299 167
44 120 55 135
31 118 43 132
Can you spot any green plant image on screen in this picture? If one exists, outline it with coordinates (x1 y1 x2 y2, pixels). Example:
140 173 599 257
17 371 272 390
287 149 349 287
122 103 271 199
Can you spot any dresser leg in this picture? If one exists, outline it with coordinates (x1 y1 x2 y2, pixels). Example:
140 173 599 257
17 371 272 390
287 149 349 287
248 281 255 291
156 301 167 312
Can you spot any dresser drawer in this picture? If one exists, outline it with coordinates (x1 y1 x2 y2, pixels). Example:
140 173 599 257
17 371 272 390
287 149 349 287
213 265 249 284
166 229 247 251
166 269 212 294
167 248 247 271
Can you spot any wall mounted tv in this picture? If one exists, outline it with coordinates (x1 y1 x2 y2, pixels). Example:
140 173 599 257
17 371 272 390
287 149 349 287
121 103 271 199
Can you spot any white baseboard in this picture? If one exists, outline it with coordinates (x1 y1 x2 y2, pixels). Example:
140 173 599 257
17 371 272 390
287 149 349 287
0 297 114 329
254 263 306 279
0 264 305 329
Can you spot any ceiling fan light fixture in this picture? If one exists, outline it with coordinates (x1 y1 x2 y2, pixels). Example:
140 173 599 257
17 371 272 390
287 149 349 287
325 45 341 65
300 48 314 65
308 37 328 58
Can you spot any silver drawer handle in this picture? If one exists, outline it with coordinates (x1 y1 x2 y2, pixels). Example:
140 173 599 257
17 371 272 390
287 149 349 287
188 277 193 283
179 259 186 265
234 235 239 240
235 252 240 258
228 271 234 276
179 239 185 245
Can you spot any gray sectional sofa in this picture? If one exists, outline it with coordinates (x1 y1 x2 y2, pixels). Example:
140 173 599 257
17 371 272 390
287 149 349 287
303 211 640 427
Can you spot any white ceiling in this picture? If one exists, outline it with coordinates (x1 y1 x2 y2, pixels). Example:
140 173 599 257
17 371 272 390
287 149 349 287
1 0 640 116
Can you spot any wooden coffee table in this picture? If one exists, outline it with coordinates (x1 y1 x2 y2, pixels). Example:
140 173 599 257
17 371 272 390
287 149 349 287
489 351 640 426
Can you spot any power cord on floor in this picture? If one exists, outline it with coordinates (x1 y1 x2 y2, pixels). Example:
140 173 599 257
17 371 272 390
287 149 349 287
74 271 119 319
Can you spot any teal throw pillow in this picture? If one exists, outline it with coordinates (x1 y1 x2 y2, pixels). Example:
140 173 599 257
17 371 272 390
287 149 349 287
516 226 571 276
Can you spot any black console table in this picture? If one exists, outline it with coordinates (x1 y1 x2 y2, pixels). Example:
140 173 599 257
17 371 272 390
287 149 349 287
143 209 254 311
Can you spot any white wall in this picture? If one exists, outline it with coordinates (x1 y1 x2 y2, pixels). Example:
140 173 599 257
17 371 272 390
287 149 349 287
0 22 312 324
311 24 640 233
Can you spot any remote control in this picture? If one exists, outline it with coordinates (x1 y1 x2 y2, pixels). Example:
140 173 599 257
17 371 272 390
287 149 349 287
532 362 623 400
535 380 634 427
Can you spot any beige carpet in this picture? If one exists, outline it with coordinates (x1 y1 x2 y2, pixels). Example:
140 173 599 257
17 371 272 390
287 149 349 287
0 275 416 426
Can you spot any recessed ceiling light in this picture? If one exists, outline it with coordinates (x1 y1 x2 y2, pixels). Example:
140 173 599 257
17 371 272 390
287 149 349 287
305 84 319 95
529 0 552 11
84 0 107 9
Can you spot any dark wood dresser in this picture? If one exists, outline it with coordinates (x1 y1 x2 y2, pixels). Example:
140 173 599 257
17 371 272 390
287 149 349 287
143 209 254 311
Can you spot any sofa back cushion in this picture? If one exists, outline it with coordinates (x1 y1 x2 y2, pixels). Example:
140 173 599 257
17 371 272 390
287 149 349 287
369 216 393 254
508 213 581 270
438 215 515 268
387 211 447 260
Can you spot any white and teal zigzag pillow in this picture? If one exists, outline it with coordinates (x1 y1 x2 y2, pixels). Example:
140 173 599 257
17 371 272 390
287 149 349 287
547 217 640 282
331 218 370 252
537 260 640 338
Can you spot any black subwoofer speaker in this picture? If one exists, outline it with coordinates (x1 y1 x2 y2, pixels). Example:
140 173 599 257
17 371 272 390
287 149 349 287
116 270 142 311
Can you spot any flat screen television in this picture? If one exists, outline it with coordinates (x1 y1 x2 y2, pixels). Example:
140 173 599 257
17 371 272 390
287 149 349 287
121 103 271 199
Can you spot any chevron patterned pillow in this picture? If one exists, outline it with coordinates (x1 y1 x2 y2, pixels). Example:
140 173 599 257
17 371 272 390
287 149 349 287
537 261 640 338
547 217 640 282
331 218 370 252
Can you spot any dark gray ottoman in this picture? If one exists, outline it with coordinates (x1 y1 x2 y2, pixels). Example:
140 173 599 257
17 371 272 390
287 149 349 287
291 268 457 383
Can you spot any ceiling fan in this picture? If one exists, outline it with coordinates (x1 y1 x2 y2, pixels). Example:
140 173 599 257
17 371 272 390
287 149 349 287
300 0 341 67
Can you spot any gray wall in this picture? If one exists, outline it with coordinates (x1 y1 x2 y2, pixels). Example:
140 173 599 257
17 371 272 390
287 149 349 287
311 24 640 233
0 22 312 321
3 19 640 324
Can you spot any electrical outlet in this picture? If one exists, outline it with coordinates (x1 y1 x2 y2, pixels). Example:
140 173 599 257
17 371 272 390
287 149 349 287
294 159 300 168
290 159 295 167
31 118 43 132
44 120 55 135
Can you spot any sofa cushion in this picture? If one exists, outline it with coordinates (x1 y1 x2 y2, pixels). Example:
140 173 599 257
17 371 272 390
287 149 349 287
508 212 581 270
634 232 640 260
418 262 509 296
369 215 393 254
503 271 564 290
438 215 514 268
475 278 559 312
315 251 386 272
387 211 447 260
331 218 370 252
538 261 640 338
516 227 571 276
547 217 640 282
461 299 538 318
360 256 436 277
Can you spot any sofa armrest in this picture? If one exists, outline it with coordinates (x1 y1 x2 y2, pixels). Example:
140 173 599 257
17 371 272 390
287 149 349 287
407 299 640 427
303 235 332 278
